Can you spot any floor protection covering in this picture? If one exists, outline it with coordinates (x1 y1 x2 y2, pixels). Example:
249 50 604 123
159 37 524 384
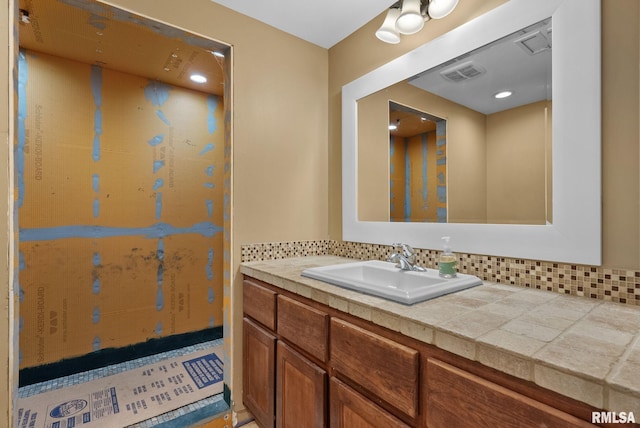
17 345 224 428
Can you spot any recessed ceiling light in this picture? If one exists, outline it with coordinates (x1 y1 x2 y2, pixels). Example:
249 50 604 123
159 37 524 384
494 90 513 99
212 51 225 58
190 74 207 84
389 123 398 131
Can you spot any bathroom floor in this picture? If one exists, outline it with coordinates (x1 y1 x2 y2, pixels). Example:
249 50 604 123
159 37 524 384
18 338 229 428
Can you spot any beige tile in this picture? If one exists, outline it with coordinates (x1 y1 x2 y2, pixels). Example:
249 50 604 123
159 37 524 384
441 309 511 339
328 295 349 312
534 364 604 409
456 286 516 303
434 331 476 360
606 360 640 396
501 319 563 342
516 311 578 331
607 387 640 414
534 333 624 380
347 302 372 321
400 320 435 344
478 328 547 357
371 310 401 332
403 302 475 325
477 344 533 380
568 320 634 347
584 304 640 334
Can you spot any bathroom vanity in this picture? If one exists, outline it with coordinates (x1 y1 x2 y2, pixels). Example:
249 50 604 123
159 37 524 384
240 256 640 428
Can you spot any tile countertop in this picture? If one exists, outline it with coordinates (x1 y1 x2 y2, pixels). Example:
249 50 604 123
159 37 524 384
239 255 640 414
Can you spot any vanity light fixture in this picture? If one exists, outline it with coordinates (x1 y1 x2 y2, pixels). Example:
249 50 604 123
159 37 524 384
376 0 459 44
494 90 513 99
190 74 207 83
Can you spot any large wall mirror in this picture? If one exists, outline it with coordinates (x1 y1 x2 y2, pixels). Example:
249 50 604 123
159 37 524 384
343 0 601 264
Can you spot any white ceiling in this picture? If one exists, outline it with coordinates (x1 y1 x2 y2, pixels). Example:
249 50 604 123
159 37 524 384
209 0 397 48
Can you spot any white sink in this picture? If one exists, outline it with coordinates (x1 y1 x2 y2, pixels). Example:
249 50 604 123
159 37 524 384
301 260 482 305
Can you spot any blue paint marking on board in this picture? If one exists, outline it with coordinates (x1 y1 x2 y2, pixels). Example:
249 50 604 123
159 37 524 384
93 276 101 294
437 186 447 203
203 183 215 189
19 222 224 242
209 316 215 327
88 14 107 31
223 194 230 221
93 252 101 266
92 174 99 192
17 51 28 208
422 134 428 203
157 239 165 261
156 269 164 310
404 139 411 220
148 135 164 147
436 157 447 166
199 144 214 156
91 65 103 162
155 322 163 335
205 166 214 176
93 336 101 351
92 307 100 324
153 178 164 191
153 160 165 173
93 199 100 218
437 172 445 185
155 192 163 219
437 207 447 223
206 248 214 281
207 95 218 134
208 287 214 304
156 110 171 126
206 199 213 217
144 81 172 106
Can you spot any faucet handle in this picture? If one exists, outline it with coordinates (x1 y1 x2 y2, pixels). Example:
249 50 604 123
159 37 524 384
392 242 414 256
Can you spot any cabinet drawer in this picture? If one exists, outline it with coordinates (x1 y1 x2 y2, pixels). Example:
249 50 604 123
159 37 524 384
277 295 329 362
243 278 277 331
425 358 594 428
330 318 419 419
330 378 411 428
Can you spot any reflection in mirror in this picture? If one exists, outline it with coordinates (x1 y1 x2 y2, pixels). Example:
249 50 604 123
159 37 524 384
361 18 553 225
389 102 447 223
343 0 601 264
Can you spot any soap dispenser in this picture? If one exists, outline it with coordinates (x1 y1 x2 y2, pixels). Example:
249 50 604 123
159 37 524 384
439 236 457 278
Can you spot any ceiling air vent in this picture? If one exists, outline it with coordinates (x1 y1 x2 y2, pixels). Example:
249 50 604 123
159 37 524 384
515 30 551 55
440 61 486 83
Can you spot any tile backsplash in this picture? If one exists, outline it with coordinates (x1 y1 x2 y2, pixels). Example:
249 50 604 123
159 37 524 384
241 240 640 306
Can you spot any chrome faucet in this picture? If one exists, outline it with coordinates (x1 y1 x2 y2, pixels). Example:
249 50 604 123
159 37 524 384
388 243 427 272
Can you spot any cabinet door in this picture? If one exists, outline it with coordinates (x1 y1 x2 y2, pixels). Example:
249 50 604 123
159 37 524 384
243 318 276 428
276 341 327 428
330 318 419 418
329 378 411 428
425 358 595 428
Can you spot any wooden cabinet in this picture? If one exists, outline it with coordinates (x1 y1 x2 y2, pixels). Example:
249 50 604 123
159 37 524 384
243 275 601 428
329 378 411 428
424 359 594 428
330 318 419 419
243 318 276 428
276 341 327 427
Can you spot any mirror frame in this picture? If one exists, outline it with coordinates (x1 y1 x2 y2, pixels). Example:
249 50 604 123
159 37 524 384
342 0 601 265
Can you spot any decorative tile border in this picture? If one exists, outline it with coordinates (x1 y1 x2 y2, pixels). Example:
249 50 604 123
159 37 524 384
240 240 640 306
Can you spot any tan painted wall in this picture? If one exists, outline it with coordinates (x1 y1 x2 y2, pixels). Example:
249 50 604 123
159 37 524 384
1 0 639 426
330 0 640 268
486 101 550 225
